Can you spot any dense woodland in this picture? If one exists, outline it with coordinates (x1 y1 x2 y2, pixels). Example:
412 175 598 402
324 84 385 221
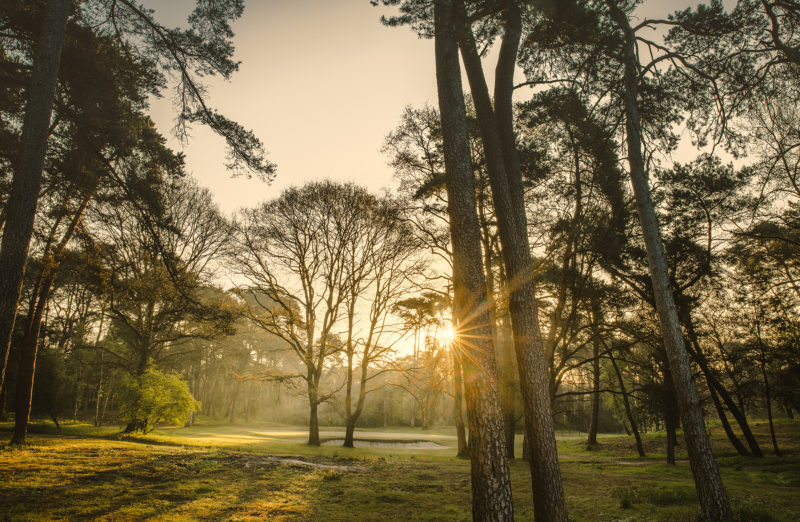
1 0 799 520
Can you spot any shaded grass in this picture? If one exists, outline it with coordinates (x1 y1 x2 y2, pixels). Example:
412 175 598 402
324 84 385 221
0 418 798 520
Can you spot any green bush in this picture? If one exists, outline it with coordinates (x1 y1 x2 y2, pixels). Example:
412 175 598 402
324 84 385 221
120 369 199 433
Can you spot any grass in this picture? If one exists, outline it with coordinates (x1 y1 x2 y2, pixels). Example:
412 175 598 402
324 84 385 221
1 418 799 520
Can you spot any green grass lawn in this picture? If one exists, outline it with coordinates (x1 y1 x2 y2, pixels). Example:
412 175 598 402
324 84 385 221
1 418 798 520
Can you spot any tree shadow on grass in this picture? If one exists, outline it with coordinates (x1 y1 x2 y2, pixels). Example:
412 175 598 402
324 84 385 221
1 445 322 520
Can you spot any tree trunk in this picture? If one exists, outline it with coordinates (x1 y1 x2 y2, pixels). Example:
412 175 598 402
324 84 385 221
0 382 7 421
607 4 732 518
608 351 645 457
0 0 71 397
228 381 239 424
454 2 567 519
665 408 677 466
435 1 514 518
707 379 750 456
755 318 781 456
453 347 469 458
11 272 55 444
681 309 762 456
478 199 515 459
344 419 356 448
307 368 321 446
497 318 516 458
308 399 320 446
587 334 601 448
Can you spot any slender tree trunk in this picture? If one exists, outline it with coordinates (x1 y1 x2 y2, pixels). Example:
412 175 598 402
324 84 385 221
479 211 516 459
383 390 388 428
94 318 105 427
587 300 604 449
454 2 567 518
497 317 516 458
101 390 112 424
11 275 53 444
344 360 369 448
435 1 514 517
307 372 320 446
681 310 762 456
0 0 71 397
608 351 645 457
607 4 732 518
383 372 389 428
755 318 781 456
665 408 677 466
0 382 7 421
411 329 417 428
587 334 601 448
452 346 469 458
344 350 355 447
228 381 239 424
13 190 92 442
708 380 750 456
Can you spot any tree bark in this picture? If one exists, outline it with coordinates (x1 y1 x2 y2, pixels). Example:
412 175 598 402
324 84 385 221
307 370 320 446
11 191 89 444
608 351 645 457
435 1 514 518
452 346 469 458
755 317 781 456
708 379 750 456
454 2 567 519
587 331 601 447
680 308 762 457
478 204 516 459
607 3 732 518
0 0 71 399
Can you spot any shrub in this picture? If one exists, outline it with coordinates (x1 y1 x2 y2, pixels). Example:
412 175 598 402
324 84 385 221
119 369 199 433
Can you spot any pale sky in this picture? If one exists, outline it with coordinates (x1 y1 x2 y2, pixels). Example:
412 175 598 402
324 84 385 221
146 0 439 215
145 0 720 216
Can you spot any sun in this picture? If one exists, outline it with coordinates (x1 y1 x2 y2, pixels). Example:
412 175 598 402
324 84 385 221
437 326 456 346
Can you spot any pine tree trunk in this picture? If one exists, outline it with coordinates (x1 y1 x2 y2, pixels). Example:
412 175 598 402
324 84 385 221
608 352 645 457
607 4 732 518
0 0 71 398
755 319 781 456
454 1 567 518
665 409 677 466
587 300 604 449
708 377 750 456
435 1 514 517
452 348 469 458
681 309 761 456
11 270 56 444
497 319 516 458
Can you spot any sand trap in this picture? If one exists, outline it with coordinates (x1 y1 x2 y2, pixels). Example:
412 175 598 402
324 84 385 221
322 438 449 450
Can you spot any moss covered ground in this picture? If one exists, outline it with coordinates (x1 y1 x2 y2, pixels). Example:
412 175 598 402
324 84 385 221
1 418 798 520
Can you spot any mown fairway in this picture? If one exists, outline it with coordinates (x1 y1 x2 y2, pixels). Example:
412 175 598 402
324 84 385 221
1 419 799 520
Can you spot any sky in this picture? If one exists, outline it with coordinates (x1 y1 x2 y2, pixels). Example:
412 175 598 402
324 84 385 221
144 0 721 216
145 0 439 215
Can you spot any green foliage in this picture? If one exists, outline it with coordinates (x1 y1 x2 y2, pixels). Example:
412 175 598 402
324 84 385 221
119 369 198 433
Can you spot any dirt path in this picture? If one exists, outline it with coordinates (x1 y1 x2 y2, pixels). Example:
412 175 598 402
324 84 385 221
212 452 371 471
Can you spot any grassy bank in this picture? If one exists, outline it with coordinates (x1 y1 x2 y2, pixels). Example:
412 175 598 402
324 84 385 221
1 419 798 520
